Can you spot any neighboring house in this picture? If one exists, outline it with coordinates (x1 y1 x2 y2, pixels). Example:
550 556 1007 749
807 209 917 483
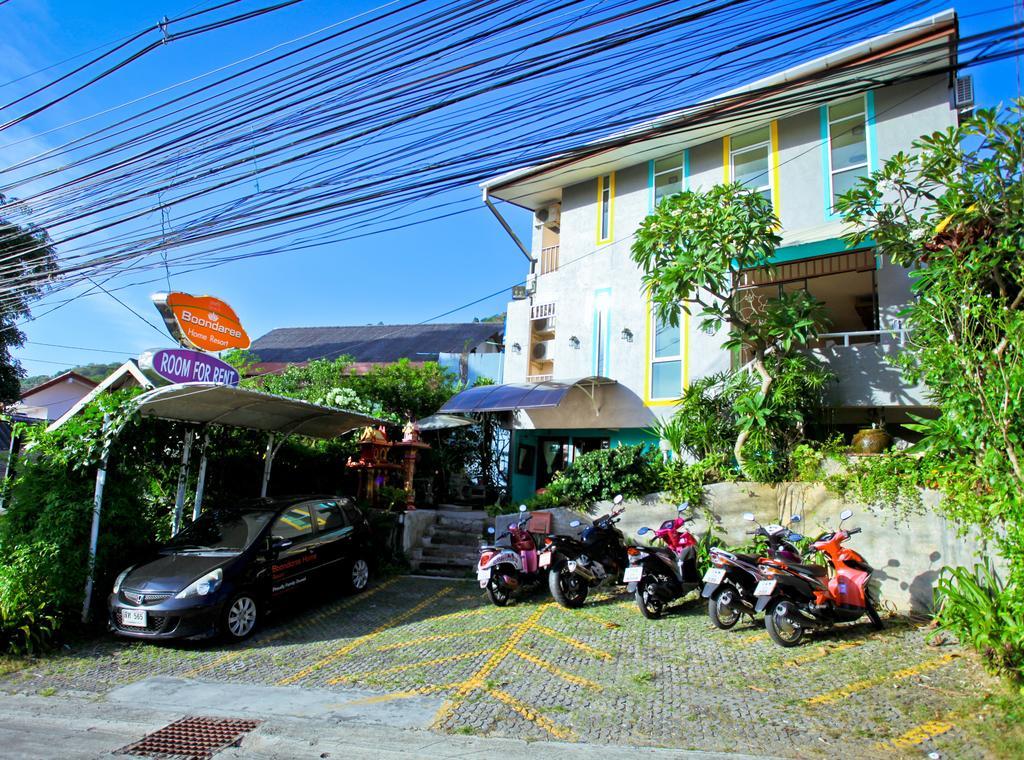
13 371 98 422
250 323 504 382
468 12 963 501
47 360 155 432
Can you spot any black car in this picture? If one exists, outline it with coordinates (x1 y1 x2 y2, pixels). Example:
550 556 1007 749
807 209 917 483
109 495 373 642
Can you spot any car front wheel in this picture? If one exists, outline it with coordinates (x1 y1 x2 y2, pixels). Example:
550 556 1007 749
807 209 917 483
221 592 259 641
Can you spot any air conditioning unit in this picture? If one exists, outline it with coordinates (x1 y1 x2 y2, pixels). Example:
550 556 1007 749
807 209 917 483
531 340 555 361
955 75 974 111
532 316 555 332
535 203 561 229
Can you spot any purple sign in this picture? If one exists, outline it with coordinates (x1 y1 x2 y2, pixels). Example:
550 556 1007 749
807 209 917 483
140 348 240 386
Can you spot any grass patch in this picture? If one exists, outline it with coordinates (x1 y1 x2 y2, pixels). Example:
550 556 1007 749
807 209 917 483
952 684 1024 759
0 655 30 679
38 687 57 697
454 726 477 735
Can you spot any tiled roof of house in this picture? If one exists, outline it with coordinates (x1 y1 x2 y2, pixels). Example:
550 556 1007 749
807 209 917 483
250 323 503 365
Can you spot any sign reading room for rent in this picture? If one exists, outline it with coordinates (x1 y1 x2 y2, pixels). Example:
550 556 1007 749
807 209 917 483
140 348 241 386
151 292 251 353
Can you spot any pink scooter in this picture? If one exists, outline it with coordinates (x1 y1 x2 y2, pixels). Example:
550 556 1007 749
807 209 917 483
623 504 701 619
477 505 545 606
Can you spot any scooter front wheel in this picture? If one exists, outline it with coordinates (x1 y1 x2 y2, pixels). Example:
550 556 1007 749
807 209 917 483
635 579 665 620
549 563 588 608
765 601 805 647
487 576 513 607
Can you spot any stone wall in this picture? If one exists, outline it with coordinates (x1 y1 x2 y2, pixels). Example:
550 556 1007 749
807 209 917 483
492 482 989 613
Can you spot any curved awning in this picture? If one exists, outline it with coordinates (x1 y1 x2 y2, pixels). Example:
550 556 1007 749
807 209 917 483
134 382 381 439
440 376 616 414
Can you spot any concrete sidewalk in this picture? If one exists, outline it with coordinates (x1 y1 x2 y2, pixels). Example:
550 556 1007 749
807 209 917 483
0 690 767 760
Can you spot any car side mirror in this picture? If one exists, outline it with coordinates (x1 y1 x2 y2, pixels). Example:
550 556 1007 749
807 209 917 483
271 536 292 552
742 512 755 522
569 520 582 528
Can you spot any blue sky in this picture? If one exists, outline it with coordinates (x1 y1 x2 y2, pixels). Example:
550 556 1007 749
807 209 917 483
2 0 1021 380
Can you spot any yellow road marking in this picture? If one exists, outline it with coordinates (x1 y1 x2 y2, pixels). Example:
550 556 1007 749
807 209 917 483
736 632 769 647
326 650 491 685
785 640 864 666
183 578 400 678
488 688 577 741
533 625 613 660
277 587 454 686
432 604 550 728
876 720 954 751
514 649 602 690
805 653 960 706
375 623 517 651
336 681 467 706
568 609 621 629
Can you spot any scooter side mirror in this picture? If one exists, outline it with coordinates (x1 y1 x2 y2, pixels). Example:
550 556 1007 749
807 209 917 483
789 515 801 524
569 520 582 528
637 527 651 536
840 509 854 522
742 512 756 522
487 526 495 535
519 504 528 512
613 494 624 505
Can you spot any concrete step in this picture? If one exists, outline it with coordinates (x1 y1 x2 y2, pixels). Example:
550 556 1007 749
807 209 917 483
435 514 487 532
409 547 478 566
421 538 485 554
424 528 483 546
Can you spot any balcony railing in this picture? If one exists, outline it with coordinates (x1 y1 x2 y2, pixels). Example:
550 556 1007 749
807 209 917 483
526 374 554 383
737 329 909 374
539 245 559 274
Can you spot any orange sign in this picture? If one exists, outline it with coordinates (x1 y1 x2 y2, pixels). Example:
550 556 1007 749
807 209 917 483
151 292 251 353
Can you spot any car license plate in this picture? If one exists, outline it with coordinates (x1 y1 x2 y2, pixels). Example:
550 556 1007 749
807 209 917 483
754 579 777 596
121 609 147 627
622 566 643 583
703 567 726 584
539 552 552 568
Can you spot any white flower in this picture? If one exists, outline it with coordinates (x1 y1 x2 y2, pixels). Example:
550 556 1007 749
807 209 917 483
910 227 927 241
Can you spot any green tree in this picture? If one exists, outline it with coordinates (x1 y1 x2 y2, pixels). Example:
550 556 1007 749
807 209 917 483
631 183 830 475
0 205 57 403
836 100 1024 586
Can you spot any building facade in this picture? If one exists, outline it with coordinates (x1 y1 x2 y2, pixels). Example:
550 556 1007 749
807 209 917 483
477 13 962 501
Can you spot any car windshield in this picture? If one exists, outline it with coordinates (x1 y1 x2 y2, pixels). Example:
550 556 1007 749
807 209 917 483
163 509 274 553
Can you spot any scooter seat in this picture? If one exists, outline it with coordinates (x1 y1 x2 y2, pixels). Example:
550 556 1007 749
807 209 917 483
787 562 828 578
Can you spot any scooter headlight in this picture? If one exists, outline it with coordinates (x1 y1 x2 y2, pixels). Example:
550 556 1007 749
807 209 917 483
175 568 223 599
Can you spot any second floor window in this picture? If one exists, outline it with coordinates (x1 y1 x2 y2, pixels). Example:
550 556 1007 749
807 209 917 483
653 153 685 206
826 96 870 209
730 126 772 205
650 309 682 400
597 173 614 243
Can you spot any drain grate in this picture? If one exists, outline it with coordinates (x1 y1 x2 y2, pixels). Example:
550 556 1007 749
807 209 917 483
114 716 261 760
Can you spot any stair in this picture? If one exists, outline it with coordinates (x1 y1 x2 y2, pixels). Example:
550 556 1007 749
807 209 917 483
408 510 487 578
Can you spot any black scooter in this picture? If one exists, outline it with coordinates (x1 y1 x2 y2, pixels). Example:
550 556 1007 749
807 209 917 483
541 495 629 608
701 513 804 630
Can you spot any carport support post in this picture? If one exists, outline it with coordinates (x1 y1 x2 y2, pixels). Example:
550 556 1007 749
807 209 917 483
192 431 210 521
82 414 111 624
260 433 275 497
172 430 194 535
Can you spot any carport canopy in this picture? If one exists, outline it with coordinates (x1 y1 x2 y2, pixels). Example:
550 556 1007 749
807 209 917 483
440 376 617 413
135 382 380 439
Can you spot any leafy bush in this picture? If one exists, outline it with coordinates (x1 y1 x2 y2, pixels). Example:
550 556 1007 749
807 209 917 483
650 373 745 462
660 454 731 507
0 543 62 654
541 445 662 509
933 564 1024 683
824 453 927 522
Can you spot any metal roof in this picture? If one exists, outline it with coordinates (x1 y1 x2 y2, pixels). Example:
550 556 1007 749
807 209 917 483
250 323 503 365
482 10 957 210
134 383 381 439
440 377 616 413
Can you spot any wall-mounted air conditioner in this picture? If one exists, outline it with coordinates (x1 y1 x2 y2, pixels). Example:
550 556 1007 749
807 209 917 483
531 316 555 332
535 203 561 229
531 340 555 361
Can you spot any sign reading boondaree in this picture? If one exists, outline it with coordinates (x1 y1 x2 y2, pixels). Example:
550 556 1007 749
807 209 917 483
151 292 251 353
140 348 240 386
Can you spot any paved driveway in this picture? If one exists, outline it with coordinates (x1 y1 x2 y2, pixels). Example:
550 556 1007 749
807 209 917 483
0 576 994 758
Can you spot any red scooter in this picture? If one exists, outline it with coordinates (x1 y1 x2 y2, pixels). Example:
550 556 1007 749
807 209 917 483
623 504 702 619
478 505 544 606
754 509 883 647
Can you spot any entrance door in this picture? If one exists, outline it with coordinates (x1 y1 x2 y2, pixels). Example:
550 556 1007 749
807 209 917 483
536 437 570 491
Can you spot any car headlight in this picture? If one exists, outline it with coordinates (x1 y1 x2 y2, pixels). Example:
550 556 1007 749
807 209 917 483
113 567 133 594
175 568 223 599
